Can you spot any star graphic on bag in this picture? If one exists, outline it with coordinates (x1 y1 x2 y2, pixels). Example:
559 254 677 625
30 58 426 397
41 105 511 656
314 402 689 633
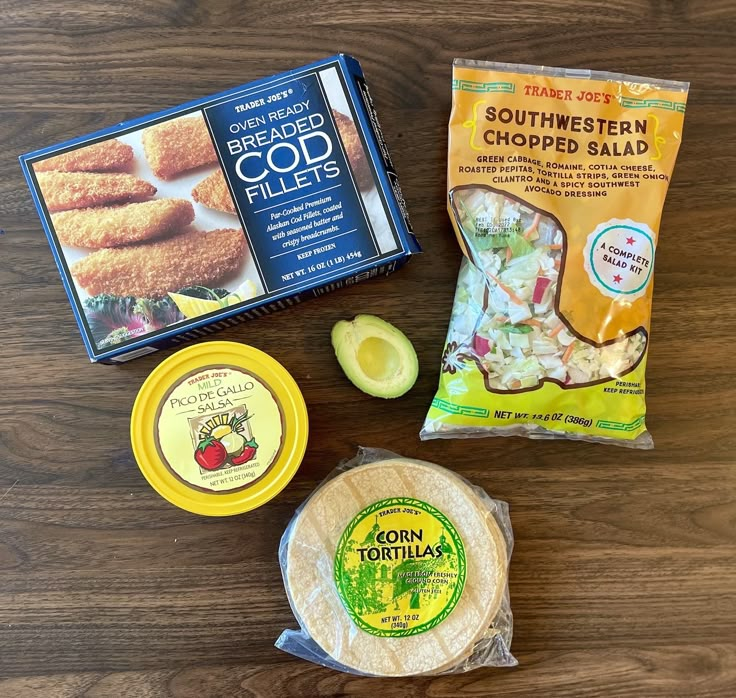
626 236 635 245
613 274 623 284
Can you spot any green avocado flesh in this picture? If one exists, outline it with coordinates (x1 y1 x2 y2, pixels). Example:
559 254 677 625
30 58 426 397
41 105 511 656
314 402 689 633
331 314 419 399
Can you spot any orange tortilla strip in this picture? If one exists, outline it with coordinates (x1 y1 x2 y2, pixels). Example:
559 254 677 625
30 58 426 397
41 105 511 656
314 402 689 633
142 114 218 180
37 172 156 212
71 228 247 298
52 199 195 249
33 139 134 173
332 109 372 191
192 169 236 214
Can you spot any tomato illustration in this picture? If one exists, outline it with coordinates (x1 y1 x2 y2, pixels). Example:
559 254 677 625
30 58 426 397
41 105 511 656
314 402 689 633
194 436 228 471
230 438 258 465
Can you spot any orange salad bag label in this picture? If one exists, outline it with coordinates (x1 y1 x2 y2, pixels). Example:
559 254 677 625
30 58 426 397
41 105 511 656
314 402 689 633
422 60 688 447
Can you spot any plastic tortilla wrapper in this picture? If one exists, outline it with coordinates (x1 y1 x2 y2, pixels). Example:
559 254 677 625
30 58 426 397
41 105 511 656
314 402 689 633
276 447 516 676
421 60 689 447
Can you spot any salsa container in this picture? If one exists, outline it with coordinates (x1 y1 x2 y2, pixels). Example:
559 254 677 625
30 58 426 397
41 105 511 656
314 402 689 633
130 341 308 516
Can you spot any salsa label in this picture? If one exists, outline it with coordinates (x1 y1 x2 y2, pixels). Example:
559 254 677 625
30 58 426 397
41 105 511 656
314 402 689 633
154 365 283 493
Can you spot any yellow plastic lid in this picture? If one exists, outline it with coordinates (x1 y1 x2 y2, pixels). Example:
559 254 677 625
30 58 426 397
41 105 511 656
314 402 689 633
130 341 308 516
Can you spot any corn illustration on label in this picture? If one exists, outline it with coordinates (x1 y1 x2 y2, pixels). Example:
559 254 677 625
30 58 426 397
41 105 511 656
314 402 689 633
422 60 688 447
154 365 284 492
334 498 466 637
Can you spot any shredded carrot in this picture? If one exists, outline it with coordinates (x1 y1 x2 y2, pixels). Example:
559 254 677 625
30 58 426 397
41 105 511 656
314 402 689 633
495 315 508 323
523 213 541 240
505 246 512 264
548 323 565 338
562 342 576 364
554 259 561 269
520 318 542 327
488 273 525 306
510 379 522 389
548 244 563 250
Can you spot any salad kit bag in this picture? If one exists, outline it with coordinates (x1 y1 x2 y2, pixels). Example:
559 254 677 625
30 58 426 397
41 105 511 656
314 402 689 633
422 60 689 447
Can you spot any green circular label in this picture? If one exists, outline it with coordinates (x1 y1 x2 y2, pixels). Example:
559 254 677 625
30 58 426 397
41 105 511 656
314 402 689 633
584 220 655 300
334 497 467 638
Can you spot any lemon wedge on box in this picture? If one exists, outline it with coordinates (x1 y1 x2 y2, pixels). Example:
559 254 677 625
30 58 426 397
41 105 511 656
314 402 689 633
229 280 259 303
168 293 222 318
169 281 259 319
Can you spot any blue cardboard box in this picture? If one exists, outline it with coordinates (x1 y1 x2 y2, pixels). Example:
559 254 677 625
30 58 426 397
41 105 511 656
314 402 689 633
20 54 420 363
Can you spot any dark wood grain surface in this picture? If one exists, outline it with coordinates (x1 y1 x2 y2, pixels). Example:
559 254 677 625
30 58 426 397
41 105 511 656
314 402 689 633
1 1 735 696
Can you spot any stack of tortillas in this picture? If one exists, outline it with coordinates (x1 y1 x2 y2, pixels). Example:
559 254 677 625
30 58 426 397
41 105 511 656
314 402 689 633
282 457 509 676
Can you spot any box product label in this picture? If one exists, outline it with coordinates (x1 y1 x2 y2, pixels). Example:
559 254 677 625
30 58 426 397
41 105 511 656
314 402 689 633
204 70 383 292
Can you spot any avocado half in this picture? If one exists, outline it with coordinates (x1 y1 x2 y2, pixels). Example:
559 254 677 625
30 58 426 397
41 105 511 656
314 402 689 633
331 315 419 399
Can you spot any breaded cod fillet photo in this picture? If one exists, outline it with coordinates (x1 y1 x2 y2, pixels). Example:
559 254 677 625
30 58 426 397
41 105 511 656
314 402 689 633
71 227 247 299
332 109 373 191
51 199 195 249
192 169 236 215
142 113 219 180
25 120 264 352
36 172 157 212
33 139 134 173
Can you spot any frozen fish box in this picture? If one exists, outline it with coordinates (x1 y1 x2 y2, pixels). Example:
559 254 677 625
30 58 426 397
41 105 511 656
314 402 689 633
20 54 419 363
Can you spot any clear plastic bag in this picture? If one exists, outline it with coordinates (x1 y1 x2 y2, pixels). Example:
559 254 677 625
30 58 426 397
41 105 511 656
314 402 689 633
276 447 516 676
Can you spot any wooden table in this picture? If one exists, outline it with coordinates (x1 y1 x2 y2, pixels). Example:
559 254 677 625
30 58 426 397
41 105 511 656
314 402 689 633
1 2 734 695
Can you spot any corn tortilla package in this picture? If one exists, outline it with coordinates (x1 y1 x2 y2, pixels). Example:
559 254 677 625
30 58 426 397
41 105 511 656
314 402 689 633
422 60 688 447
276 447 516 676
